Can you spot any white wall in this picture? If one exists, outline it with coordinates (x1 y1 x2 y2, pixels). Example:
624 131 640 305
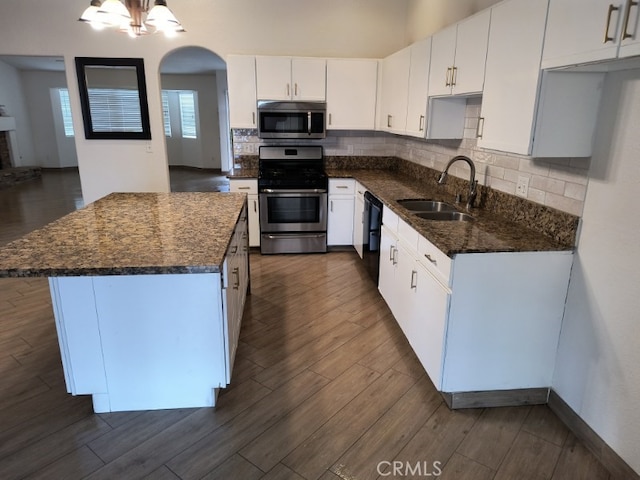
160 74 220 169
0 0 413 203
0 59 35 166
406 0 501 43
21 70 77 168
553 69 640 474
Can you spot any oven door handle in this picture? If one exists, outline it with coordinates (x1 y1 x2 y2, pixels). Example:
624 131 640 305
307 111 312 135
260 189 327 194
264 234 326 239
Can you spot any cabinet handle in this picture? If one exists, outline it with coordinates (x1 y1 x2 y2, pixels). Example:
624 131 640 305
329 113 332 125
252 112 256 125
287 83 290 97
231 245 238 254
330 200 334 212
476 117 485 139
419 115 425 132
445 67 452 87
387 114 392 128
451 66 458 87
295 83 298 96
410 270 418 289
389 245 395 262
424 253 437 265
336 185 349 189
253 199 257 213
232 267 240 290
238 186 251 190
622 0 638 40
604 4 620 43
392 248 398 265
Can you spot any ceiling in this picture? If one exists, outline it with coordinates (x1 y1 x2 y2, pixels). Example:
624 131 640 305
0 47 225 75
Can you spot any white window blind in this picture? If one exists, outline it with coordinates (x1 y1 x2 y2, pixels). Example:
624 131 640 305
161 91 171 137
59 89 75 137
179 91 197 139
88 88 143 133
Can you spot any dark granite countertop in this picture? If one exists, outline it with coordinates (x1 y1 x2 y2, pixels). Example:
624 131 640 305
227 168 258 179
0 192 247 277
327 169 574 256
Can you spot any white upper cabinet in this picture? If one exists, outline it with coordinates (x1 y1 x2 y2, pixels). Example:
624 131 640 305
380 47 411 134
428 9 491 97
326 59 378 130
255 56 326 101
405 37 432 138
543 0 640 69
477 0 549 155
227 55 257 129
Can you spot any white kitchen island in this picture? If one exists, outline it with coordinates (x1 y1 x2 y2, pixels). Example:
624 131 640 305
0 192 249 413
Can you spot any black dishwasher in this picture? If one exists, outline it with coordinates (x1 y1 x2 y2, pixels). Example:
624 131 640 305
363 191 383 285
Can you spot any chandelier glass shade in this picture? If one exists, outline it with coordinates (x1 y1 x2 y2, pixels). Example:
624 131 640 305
79 0 185 37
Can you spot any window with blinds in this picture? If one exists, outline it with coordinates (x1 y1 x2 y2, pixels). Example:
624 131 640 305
87 88 143 133
161 91 171 137
179 91 197 139
58 89 75 137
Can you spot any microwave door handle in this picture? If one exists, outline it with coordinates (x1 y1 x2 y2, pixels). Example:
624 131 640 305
307 111 311 135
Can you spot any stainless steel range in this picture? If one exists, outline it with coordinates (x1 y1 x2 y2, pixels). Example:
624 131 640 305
258 146 328 254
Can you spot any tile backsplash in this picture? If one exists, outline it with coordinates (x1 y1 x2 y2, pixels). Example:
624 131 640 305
232 98 590 216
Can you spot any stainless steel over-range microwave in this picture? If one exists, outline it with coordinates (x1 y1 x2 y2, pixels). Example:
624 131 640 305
257 101 326 139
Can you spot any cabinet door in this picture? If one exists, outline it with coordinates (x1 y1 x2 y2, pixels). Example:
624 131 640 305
380 47 411 134
353 185 365 259
543 0 623 68
326 59 378 130
619 0 640 58
477 0 548 155
292 58 326 101
429 24 457 96
408 261 450 390
378 226 398 315
255 56 292 100
247 195 260 247
227 55 257 128
452 9 491 95
405 38 432 138
327 196 355 246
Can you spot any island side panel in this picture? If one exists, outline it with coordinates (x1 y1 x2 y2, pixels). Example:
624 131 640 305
49 277 109 395
92 273 226 412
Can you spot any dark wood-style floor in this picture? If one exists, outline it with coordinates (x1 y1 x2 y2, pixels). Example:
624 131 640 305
0 170 614 479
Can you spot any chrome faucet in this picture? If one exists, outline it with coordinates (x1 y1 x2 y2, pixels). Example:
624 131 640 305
437 155 478 210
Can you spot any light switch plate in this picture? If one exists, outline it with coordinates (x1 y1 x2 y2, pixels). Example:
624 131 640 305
516 176 529 198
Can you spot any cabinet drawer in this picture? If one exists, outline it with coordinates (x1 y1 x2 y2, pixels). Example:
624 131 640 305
382 206 399 232
417 235 452 285
329 178 355 194
398 218 419 250
229 179 258 194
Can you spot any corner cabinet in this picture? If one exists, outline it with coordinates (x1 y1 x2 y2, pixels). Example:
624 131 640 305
255 56 326 101
326 59 378 130
405 38 432 138
378 206 573 402
227 55 257 129
229 179 260 247
542 0 640 69
327 178 355 246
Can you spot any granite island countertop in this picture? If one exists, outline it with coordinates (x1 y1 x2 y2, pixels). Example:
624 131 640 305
0 192 247 277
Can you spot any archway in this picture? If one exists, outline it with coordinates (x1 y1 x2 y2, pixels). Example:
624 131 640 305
159 46 232 191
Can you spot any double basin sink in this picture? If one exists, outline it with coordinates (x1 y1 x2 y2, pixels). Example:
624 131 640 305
397 199 474 222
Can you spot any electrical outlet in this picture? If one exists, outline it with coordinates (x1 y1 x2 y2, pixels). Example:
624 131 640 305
516 176 529 198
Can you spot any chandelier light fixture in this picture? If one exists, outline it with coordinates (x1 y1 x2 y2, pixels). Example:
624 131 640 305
79 0 185 38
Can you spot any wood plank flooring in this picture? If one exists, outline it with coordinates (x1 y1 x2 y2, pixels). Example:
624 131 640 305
0 170 616 479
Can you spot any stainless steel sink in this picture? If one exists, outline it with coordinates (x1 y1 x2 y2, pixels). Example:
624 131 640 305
415 211 475 222
397 199 457 212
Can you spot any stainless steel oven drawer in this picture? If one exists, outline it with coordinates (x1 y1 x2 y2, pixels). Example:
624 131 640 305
260 233 327 254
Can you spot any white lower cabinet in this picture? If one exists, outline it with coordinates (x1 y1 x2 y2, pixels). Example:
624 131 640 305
327 179 355 246
229 179 260 247
378 207 574 394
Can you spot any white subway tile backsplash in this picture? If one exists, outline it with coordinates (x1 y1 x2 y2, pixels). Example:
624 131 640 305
564 182 587 201
545 192 583 216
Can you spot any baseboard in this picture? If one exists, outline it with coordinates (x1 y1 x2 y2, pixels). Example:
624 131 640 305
548 389 639 479
442 387 549 409
168 165 223 173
